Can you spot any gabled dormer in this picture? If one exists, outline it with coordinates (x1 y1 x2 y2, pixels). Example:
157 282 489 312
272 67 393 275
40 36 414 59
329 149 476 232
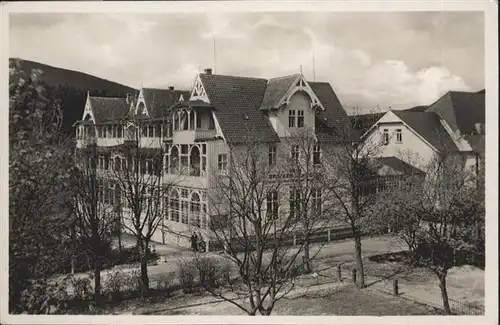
262 74 324 138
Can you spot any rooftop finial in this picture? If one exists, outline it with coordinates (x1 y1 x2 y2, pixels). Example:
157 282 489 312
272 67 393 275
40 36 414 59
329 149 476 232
300 65 303 75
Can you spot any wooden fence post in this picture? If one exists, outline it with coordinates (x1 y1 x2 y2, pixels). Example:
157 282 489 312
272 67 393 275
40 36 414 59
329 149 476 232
351 269 357 284
393 278 399 295
337 265 342 282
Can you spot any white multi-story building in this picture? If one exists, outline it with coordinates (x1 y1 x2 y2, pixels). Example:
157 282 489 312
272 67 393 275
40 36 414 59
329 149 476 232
74 68 383 249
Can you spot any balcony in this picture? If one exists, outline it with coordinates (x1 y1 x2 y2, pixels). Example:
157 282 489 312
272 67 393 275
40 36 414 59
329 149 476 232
173 129 216 144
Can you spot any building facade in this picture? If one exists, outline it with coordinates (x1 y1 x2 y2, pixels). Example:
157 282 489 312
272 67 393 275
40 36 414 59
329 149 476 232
75 69 354 249
359 90 485 179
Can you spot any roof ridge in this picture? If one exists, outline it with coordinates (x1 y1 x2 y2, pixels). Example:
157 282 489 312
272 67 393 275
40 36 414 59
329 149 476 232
267 74 300 81
89 96 126 100
201 73 267 81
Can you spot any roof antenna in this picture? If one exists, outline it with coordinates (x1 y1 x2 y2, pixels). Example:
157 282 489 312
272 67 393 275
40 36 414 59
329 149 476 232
300 65 303 75
312 51 316 81
213 36 216 74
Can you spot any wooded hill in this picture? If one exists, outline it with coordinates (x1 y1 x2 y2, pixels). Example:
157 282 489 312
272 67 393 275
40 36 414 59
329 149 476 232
10 58 137 136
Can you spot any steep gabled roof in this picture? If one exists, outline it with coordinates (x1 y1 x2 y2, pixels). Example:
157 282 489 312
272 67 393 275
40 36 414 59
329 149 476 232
142 88 190 118
426 90 485 135
310 82 355 143
89 97 130 123
391 110 458 152
199 73 279 143
259 74 300 111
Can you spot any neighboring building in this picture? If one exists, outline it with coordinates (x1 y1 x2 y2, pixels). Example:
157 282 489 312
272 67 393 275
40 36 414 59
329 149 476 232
74 69 353 249
360 90 485 179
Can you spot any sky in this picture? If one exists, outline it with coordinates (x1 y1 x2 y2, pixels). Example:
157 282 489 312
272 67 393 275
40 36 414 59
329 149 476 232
9 11 485 112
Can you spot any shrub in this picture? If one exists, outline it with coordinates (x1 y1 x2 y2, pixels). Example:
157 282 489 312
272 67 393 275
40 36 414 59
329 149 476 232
178 259 198 294
105 270 127 301
70 275 92 300
198 257 220 289
155 275 172 296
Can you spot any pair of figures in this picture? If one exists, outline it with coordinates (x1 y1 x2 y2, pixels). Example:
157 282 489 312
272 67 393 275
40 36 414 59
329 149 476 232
190 232 206 252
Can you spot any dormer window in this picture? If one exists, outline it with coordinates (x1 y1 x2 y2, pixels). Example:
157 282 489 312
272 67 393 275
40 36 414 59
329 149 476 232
297 110 304 128
288 110 296 128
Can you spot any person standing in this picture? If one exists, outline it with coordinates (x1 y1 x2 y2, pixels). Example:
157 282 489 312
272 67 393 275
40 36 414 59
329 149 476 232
191 232 198 252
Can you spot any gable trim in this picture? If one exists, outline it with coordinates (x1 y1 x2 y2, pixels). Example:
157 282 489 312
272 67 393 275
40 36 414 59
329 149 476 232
82 94 96 123
135 89 150 117
190 75 210 103
277 75 325 111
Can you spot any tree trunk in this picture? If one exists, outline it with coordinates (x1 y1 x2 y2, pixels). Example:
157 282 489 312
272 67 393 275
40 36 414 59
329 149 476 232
303 237 311 274
438 272 451 315
139 242 150 297
93 267 101 305
354 234 365 288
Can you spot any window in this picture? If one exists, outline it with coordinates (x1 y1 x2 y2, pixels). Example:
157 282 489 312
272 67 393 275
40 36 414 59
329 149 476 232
218 154 228 172
269 145 277 166
297 110 304 128
112 126 117 138
313 144 321 165
266 190 279 220
170 191 180 222
289 188 301 220
142 125 148 137
312 188 322 217
108 126 113 138
396 129 402 143
148 125 155 137
104 156 109 170
382 129 389 145
288 110 296 127
191 193 201 228
291 145 300 161
181 201 189 224
145 159 154 175
117 125 123 138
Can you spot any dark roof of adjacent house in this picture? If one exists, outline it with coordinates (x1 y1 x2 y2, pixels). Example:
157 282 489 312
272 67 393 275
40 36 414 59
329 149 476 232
142 88 190 118
425 90 485 136
404 105 428 112
464 134 485 156
372 156 426 176
89 97 130 123
391 110 458 152
199 73 279 143
349 112 385 138
259 74 300 111
310 82 355 143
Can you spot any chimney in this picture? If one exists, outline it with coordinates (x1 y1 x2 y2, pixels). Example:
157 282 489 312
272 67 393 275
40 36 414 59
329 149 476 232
204 68 212 75
474 123 484 135
168 86 174 91
126 93 131 104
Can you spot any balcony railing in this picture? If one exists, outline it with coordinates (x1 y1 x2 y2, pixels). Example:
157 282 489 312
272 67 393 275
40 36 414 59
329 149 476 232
195 129 216 140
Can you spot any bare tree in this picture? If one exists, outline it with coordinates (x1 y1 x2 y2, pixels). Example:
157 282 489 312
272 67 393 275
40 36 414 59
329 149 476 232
322 111 392 289
112 118 175 296
72 142 114 305
199 140 323 315
389 148 484 314
281 128 336 273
